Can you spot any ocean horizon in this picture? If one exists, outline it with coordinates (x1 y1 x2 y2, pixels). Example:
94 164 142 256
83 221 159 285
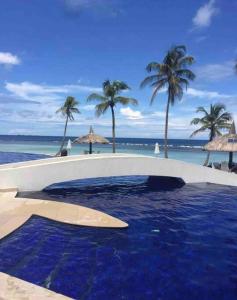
0 134 233 165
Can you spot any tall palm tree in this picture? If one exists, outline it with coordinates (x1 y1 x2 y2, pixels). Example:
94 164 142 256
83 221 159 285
235 60 237 73
190 103 232 166
141 45 195 158
87 80 138 153
56 96 80 155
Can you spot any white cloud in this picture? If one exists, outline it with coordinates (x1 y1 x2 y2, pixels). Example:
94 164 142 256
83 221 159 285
192 0 218 29
195 61 235 81
186 87 235 99
1 81 102 128
8 128 34 135
156 84 236 100
3 80 237 138
195 35 207 43
0 52 20 65
151 111 166 118
81 104 95 111
64 0 121 17
120 107 144 120
65 0 102 10
66 84 101 93
5 81 101 102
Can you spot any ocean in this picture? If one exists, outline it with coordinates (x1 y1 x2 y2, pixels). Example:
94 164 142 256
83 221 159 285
0 135 232 165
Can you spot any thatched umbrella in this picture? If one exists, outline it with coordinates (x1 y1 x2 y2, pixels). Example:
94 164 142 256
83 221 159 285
73 126 110 154
204 122 237 168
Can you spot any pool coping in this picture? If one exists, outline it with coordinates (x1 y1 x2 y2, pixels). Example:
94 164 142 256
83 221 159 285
0 272 72 299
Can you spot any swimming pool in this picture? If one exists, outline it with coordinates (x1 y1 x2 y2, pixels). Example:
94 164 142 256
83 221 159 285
0 152 237 299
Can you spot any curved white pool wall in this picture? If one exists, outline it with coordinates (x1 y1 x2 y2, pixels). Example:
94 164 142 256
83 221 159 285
0 153 237 192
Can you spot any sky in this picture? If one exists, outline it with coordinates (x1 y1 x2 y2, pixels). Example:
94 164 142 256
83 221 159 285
0 0 236 139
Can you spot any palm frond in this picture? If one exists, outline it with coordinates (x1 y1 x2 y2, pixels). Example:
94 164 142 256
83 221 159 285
102 80 111 91
196 106 209 115
113 80 130 91
190 126 207 138
56 107 64 114
190 118 202 125
178 56 195 67
95 102 110 117
56 96 79 118
212 103 226 115
114 97 138 106
178 78 189 90
165 45 186 65
191 103 232 139
174 45 186 55
142 45 195 110
102 80 130 98
68 112 74 121
146 62 161 73
214 129 222 136
150 79 167 105
216 111 232 122
176 69 195 81
140 74 164 89
70 107 80 114
170 83 183 104
150 79 167 88
87 93 107 102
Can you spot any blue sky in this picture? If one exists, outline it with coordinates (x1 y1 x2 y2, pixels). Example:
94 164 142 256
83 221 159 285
0 0 236 139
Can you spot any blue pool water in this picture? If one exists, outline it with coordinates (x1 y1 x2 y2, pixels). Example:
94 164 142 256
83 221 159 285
0 151 48 164
0 152 237 299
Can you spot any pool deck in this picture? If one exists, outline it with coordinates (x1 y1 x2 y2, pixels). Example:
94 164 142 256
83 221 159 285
0 272 72 299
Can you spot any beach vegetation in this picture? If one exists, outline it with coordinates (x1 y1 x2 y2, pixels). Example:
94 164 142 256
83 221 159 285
141 45 195 158
56 96 80 155
190 103 232 166
87 80 138 153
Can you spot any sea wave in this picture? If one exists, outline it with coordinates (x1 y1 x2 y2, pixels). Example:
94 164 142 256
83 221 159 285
112 142 204 150
179 145 203 149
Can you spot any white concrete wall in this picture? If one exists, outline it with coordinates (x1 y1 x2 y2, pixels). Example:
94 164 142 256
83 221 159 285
0 154 237 191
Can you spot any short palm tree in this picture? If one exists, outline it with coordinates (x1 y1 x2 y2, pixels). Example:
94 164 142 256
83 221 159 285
190 103 232 166
87 80 138 153
56 96 80 155
141 45 195 158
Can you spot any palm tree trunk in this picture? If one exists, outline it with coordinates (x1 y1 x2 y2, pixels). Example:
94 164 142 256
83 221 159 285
229 152 233 169
111 106 116 153
164 96 170 159
58 115 69 155
204 152 210 166
204 128 214 166
89 142 92 154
